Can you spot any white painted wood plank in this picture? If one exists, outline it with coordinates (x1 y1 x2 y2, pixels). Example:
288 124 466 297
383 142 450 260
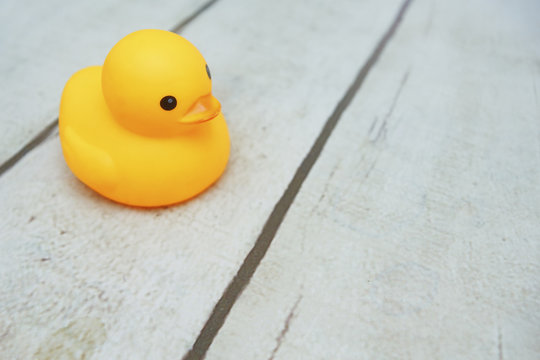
0 0 403 358
0 0 204 165
206 0 540 359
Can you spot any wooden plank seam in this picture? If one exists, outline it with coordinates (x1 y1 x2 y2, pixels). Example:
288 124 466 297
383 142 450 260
182 0 414 358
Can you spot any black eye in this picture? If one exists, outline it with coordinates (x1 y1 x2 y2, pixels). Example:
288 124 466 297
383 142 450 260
205 64 211 79
160 96 177 111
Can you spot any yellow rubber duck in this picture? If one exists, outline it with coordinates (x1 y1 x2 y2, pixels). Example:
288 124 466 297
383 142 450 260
59 29 230 207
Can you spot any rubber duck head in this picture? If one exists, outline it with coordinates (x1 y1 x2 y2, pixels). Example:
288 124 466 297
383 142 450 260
102 29 220 136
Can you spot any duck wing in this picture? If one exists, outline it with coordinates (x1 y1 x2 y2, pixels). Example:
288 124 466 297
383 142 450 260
61 126 119 191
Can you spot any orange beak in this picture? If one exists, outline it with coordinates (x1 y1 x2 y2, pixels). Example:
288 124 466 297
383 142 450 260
178 94 221 124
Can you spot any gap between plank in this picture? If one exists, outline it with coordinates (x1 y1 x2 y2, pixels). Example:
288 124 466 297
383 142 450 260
0 119 58 176
170 0 219 34
0 0 220 178
181 0 414 359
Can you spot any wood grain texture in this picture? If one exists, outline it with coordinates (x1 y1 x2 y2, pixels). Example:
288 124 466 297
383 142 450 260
0 0 403 358
0 0 204 166
206 0 540 359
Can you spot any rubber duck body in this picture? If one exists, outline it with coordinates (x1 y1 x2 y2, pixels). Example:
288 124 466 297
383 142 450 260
59 30 230 207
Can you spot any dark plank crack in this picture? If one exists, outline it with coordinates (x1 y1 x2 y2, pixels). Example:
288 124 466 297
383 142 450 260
182 0 414 359
267 295 303 360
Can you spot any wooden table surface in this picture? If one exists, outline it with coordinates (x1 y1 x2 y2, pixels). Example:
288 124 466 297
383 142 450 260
1 0 539 359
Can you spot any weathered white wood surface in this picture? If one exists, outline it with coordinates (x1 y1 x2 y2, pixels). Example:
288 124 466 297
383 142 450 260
207 0 540 359
0 0 203 165
0 0 404 358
